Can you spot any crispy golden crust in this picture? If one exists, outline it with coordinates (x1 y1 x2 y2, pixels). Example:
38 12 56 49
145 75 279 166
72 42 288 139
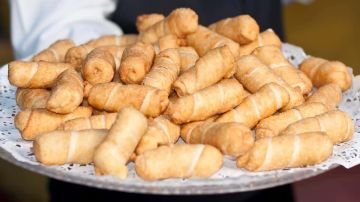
253 45 312 95
94 107 148 179
16 88 50 110
255 102 328 139
135 144 223 180
237 132 333 171
32 39 75 62
235 55 304 110
88 82 168 117
209 15 259 45
143 48 180 94
187 122 254 157
177 47 199 73
180 116 218 142
300 57 352 91
139 8 198 43
217 83 289 128
135 116 180 155
119 42 155 84
65 35 137 70
34 129 107 165
281 110 354 144
65 44 95 71
60 113 117 131
173 46 235 96
306 83 342 110
166 79 247 124
83 48 116 84
15 107 92 140
186 26 240 57
8 61 73 88
152 34 182 54
238 29 282 57
136 13 165 32
86 35 137 47
47 69 84 114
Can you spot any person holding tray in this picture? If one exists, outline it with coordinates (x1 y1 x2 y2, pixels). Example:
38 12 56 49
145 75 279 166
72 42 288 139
8 0 294 201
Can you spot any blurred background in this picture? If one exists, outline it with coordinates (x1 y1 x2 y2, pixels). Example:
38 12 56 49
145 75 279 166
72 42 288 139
0 0 359 202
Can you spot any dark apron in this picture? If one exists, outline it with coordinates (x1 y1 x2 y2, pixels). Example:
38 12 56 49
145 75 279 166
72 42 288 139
111 0 284 40
50 1 292 201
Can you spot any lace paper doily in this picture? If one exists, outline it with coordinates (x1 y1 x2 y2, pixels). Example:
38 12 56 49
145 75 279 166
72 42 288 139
0 43 359 194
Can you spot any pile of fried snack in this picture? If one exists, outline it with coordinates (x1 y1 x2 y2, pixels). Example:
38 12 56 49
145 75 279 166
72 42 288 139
7 8 354 181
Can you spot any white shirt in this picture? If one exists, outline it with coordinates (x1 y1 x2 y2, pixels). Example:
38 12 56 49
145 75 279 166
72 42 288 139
10 0 122 59
9 0 308 59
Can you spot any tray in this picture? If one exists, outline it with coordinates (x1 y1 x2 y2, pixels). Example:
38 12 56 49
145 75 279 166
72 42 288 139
0 43 359 195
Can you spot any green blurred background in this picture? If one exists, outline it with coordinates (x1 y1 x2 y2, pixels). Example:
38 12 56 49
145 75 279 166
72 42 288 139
0 0 359 202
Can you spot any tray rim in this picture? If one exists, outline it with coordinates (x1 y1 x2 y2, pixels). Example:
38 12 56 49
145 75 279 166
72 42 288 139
0 146 335 194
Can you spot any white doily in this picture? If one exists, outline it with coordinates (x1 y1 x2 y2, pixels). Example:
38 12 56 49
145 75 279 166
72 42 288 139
0 43 359 194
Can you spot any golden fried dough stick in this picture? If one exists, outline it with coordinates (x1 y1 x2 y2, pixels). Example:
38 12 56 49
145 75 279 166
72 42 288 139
186 122 254 157
16 88 50 110
281 110 354 144
306 83 342 110
47 69 83 114
8 61 73 88
139 8 198 43
93 107 147 179
88 82 168 117
237 132 333 171
255 102 328 139
300 56 352 91
166 79 248 124
253 45 312 95
34 129 107 165
217 83 289 128
135 144 223 180
208 15 259 45
32 39 75 62
15 107 93 140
